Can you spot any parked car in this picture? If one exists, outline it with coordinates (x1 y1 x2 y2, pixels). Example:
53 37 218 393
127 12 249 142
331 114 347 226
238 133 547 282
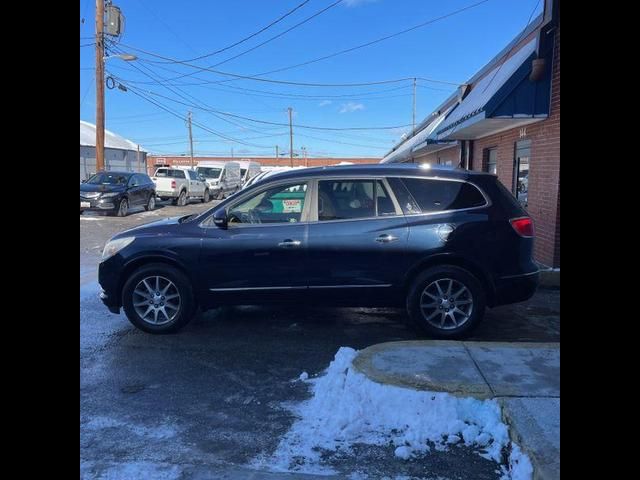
236 160 262 185
152 167 210 205
196 161 242 199
81 171 156 217
98 163 539 338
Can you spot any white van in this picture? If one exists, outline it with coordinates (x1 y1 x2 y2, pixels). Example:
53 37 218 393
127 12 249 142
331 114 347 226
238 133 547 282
196 161 242 199
236 160 262 185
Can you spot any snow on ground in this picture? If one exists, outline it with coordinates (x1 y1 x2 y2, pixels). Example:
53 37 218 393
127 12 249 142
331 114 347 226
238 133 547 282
80 282 129 355
253 347 532 479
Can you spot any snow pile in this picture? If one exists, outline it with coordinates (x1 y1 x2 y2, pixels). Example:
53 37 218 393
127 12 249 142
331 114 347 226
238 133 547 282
254 347 531 479
502 444 533 480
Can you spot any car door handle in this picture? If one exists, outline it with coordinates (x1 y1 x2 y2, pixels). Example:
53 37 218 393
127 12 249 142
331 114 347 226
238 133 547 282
375 234 398 243
278 239 302 248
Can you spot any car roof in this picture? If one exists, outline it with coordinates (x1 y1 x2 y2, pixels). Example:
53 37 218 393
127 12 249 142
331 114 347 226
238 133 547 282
97 171 133 176
257 163 491 183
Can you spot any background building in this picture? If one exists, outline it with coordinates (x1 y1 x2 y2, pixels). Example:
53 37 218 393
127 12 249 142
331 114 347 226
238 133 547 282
381 0 559 268
80 120 148 181
146 155 379 176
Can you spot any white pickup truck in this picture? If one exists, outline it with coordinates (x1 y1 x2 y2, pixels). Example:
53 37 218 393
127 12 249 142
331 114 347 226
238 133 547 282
152 167 211 205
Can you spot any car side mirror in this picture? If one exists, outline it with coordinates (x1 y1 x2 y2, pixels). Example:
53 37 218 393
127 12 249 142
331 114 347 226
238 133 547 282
81 179 86 183
213 209 228 229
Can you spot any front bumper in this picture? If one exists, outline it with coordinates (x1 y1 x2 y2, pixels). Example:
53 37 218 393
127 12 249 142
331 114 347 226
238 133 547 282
492 270 539 307
80 196 118 211
98 256 125 314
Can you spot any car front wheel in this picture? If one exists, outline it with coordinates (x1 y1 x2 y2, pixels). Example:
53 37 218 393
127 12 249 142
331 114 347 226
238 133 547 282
122 263 195 334
202 189 210 203
406 265 485 339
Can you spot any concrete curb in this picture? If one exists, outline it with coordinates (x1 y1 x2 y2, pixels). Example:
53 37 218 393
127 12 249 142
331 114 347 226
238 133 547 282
539 268 560 288
352 341 560 480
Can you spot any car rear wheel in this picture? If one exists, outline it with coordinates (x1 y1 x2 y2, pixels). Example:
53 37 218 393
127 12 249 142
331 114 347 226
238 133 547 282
116 198 128 217
406 265 485 339
122 263 196 334
145 194 156 211
176 190 187 206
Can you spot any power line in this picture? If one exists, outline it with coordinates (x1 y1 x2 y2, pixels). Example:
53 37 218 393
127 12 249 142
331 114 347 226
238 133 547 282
199 0 344 70
116 41 438 87
116 79 415 131
114 0 484 88
122 78 277 148
149 0 312 64
248 0 492 80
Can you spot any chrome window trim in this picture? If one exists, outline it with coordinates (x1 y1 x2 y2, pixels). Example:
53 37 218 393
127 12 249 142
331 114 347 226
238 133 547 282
308 284 392 289
209 286 307 292
199 173 490 228
387 174 492 212
209 284 392 292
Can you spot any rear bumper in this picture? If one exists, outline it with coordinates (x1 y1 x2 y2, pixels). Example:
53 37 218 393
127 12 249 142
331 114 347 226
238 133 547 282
492 270 539 307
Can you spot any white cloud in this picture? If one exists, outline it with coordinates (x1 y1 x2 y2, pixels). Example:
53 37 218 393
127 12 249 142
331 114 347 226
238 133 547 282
339 102 365 114
318 100 332 107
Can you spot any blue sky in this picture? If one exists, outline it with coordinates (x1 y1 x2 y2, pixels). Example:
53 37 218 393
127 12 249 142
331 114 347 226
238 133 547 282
79 0 542 158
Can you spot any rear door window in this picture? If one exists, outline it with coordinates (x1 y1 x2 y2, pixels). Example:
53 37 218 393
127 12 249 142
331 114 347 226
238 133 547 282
317 179 396 221
399 178 486 213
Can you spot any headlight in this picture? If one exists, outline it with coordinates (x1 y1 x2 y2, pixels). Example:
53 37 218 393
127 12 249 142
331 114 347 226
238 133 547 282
102 237 135 261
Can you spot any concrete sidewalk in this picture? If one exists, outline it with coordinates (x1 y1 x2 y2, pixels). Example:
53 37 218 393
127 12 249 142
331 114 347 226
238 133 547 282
353 340 559 480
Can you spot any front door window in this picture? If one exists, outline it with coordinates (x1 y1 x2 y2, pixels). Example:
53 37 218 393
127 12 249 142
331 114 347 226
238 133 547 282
228 182 308 224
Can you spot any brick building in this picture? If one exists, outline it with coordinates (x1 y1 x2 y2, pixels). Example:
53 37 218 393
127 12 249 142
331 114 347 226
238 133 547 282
381 0 560 268
146 155 379 176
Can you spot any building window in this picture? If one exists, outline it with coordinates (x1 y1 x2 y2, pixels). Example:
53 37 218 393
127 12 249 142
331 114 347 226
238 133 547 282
484 148 497 175
513 140 531 209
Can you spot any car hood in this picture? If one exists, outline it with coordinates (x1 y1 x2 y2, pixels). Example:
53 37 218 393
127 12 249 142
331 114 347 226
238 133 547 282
112 215 189 240
81 183 126 194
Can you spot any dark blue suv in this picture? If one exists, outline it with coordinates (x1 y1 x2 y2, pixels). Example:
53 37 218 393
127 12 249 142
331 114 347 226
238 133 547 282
98 164 539 338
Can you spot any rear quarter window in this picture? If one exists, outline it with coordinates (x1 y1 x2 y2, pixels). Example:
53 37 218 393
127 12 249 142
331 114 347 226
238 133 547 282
400 178 486 213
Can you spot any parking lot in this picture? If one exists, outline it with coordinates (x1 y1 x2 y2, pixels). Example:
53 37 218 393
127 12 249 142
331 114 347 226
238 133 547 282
80 200 560 479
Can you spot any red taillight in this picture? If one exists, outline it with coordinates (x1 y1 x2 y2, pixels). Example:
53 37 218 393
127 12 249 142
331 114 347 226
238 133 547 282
171 180 176 189
510 217 534 237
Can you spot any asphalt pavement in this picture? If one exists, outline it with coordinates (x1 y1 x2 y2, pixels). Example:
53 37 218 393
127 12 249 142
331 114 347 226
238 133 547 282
80 200 559 479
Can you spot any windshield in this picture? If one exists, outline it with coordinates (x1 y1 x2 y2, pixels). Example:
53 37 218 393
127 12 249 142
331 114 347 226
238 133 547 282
86 172 130 185
197 167 222 179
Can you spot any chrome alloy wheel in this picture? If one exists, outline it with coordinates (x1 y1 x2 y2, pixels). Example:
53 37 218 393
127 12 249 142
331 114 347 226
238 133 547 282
132 276 181 325
420 278 473 330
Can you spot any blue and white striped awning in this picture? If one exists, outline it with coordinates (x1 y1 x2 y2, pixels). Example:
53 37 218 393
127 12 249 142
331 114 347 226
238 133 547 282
380 104 457 163
435 38 541 140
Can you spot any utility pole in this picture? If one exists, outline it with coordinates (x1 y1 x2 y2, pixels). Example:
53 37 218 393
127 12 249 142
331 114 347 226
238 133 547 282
95 0 106 172
412 77 417 134
288 107 294 167
136 144 141 173
231 147 234 158
275 145 279 161
187 111 194 168
302 147 308 167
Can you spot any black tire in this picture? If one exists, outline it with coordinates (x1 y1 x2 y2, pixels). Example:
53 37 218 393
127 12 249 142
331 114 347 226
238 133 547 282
406 265 485 339
144 194 156 211
116 198 128 217
177 190 188 206
122 263 196 334
202 189 210 203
